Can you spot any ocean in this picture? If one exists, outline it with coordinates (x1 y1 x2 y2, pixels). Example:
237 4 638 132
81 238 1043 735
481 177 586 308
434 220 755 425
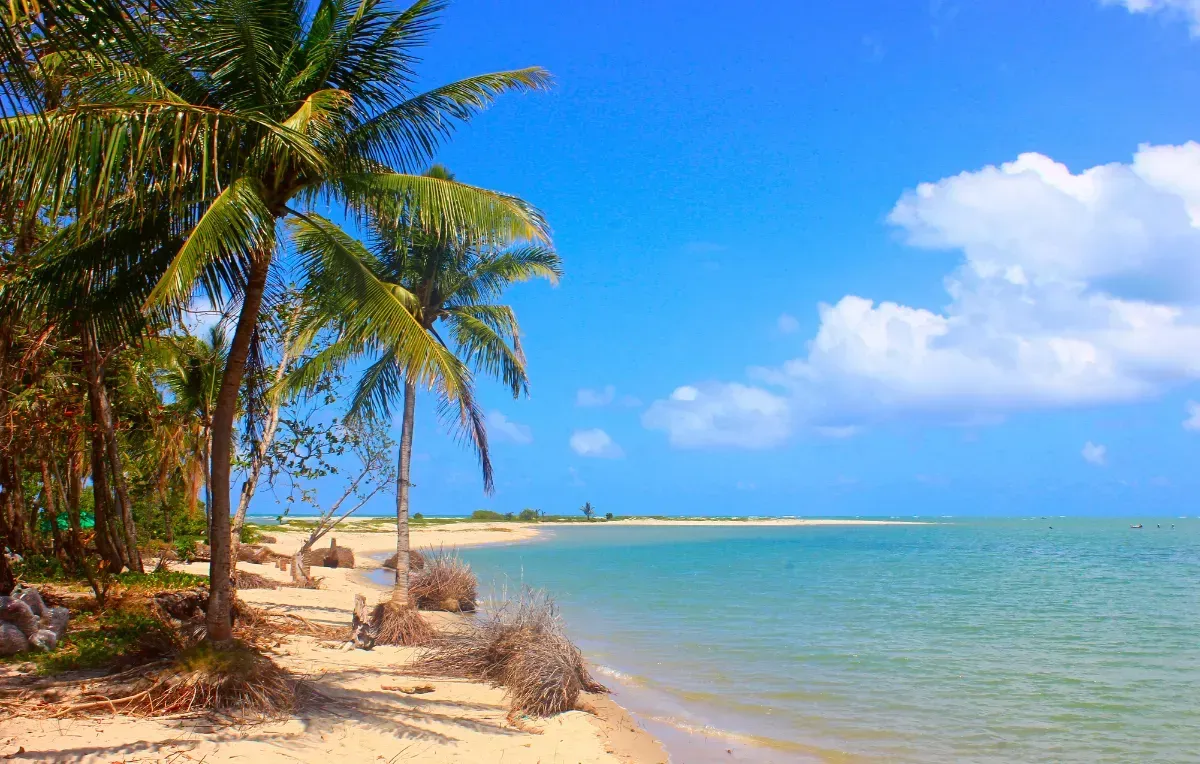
455 519 1200 763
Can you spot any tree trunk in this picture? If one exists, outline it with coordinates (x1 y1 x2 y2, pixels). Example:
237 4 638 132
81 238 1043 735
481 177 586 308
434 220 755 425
203 430 212 543
88 422 125 570
391 380 417 605
205 255 270 643
39 460 63 558
231 319 298 556
0 508 13 595
83 327 141 572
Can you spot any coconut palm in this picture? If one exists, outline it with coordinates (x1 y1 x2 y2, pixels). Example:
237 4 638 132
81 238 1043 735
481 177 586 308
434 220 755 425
290 165 560 632
0 0 550 641
153 326 231 536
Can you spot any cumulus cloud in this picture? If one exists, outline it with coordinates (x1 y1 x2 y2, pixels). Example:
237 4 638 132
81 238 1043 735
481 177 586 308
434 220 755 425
576 385 640 407
1185 401 1200 430
576 385 616 407
488 411 532 444
642 383 790 448
1082 441 1108 466
646 143 1200 448
569 429 623 458
1101 0 1200 35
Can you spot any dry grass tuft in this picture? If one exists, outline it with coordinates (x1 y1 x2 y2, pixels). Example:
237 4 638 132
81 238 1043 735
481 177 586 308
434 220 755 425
381 548 425 571
374 600 434 647
236 603 349 643
234 570 279 590
414 589 607 719
410 549 476 612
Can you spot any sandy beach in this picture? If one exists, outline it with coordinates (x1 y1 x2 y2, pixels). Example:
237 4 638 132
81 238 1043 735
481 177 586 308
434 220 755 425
0 522 667 764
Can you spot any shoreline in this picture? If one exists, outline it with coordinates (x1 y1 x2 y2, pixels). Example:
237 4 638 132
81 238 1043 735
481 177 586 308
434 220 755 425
1 522 667 764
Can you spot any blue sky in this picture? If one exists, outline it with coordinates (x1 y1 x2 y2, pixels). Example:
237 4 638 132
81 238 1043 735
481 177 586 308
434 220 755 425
258 0 1200 518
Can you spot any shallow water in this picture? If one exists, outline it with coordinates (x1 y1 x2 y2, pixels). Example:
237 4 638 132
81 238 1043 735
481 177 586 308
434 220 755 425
457 519 1200 763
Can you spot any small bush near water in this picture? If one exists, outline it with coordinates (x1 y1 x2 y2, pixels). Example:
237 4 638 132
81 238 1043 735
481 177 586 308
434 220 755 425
414 589 606 719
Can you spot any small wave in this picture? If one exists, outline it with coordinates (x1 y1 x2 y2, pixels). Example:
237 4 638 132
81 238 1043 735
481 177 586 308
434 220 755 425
646 716 861 761
593 664 648 687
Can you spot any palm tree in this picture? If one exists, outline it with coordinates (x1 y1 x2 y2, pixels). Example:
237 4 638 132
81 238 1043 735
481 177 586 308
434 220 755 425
0 0 550 641
291 165 560 626
152 326 230 537
580 502 595 521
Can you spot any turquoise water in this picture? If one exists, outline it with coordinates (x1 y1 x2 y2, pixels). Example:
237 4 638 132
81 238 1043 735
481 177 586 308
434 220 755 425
457 519 1200 763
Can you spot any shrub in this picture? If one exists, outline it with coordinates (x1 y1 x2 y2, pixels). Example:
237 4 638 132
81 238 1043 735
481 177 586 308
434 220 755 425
410 549 477 612
470 509 504 521
412 512 424 520
415 589 606 718
239 524 264 544
605 512 613 520
382 548 425 571
517 508 539 522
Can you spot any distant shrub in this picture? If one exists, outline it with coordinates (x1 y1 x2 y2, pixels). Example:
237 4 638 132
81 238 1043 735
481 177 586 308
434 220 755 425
412 512 424 520
504 512 515 520
239 524 263 544
518 508 539 522
605 512 613 520
470 509 504 521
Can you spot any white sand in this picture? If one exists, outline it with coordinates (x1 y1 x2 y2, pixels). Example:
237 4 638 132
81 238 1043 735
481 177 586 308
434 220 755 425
0 522 667 763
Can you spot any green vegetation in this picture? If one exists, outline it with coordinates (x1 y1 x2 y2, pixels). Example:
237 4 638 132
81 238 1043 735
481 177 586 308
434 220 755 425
471 510 506 521
3 608 178 676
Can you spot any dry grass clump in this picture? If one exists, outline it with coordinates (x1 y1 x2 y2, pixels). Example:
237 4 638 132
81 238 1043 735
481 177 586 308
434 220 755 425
302 545 355 569
410 549 476 612
414 589 606 719
381 548 425 571
236 602 348 643
372 599 434 647
56 641 297 720
237 545 274 565
233 570 279 590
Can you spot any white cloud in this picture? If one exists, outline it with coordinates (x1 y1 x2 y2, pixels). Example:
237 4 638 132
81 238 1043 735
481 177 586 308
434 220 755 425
815 425 862 439
183 296 223 337
777 313 801 334
576 385 616 407
1185 401 1200 430
488 411 532 444
1082 441 1108 466
1101 0 1200 35
647 143 1200 448
577 385 641 408
569 429 623 458
642 383 791 448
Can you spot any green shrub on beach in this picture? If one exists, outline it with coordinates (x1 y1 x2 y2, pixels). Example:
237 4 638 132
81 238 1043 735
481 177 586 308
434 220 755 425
470 510 505 521
518 508 540 522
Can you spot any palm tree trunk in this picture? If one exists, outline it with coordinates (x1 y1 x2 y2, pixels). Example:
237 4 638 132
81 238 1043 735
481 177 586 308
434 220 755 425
231 321 297 558
83 328 142 573
391 380 417 606
88 420 125 570
39 460 63 558
205 255 269 643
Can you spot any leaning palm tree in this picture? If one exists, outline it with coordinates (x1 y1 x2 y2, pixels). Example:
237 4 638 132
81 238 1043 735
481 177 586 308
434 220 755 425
291 165 560 641
0 0 550 642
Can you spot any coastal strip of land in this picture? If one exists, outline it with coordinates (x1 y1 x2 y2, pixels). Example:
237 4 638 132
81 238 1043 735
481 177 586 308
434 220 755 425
0 522 666 764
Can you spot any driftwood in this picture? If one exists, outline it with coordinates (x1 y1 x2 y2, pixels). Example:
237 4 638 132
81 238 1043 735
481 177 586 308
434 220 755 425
351 594 382 650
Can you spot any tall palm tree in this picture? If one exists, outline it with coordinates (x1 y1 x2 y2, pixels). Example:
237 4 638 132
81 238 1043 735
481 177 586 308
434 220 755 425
292 165 560 617
0 0 550 641
153 326 230 536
